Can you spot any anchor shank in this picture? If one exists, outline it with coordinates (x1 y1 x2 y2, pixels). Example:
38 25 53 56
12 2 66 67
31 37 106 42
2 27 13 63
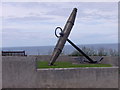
49 8 77 65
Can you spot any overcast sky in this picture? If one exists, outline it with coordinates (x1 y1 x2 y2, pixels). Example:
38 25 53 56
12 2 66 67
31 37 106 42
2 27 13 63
2 2 118 47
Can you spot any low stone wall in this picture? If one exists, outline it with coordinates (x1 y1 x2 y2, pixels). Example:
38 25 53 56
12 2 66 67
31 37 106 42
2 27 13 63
2 56 37 88
35 55 118 66
2 56 118 88
36 67 118 88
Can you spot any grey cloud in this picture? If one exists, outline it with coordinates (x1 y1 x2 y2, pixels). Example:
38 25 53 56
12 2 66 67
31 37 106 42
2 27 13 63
2 2 118 47
3 2 117 23
45 2 117 21
4 16 54 23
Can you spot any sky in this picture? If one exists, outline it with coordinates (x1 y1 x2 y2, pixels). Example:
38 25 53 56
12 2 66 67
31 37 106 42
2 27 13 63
2 2 118 47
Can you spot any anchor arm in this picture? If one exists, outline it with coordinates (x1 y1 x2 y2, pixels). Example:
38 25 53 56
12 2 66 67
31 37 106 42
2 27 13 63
67 39 97 63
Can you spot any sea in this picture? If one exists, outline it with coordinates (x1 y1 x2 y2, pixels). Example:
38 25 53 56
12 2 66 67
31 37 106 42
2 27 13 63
2 43 118 55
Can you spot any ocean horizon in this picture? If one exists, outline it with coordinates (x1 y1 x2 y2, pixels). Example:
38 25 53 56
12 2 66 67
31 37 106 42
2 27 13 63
2 43 118 55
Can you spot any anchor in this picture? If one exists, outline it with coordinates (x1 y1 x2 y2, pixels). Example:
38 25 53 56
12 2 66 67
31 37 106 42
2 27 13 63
49 8 103 66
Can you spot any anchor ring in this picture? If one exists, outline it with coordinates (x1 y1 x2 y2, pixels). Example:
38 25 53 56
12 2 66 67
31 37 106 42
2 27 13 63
55 27 63 38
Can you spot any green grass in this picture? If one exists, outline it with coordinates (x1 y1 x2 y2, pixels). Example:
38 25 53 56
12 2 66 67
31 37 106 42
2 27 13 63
37 61 112 69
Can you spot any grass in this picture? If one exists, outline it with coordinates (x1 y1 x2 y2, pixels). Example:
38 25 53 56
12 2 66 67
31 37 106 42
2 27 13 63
37 61 112 69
